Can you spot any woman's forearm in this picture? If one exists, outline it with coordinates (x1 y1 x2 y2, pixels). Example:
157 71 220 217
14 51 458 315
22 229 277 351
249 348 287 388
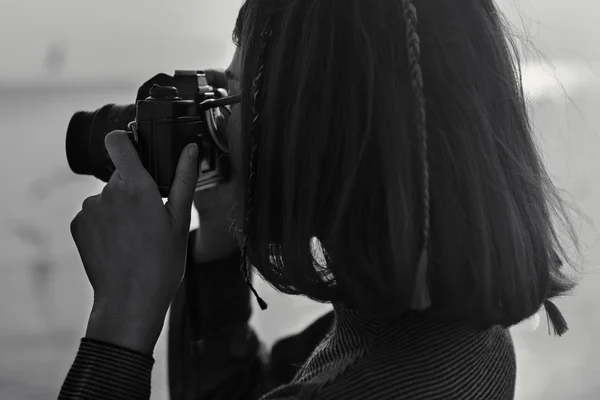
168 251 270 399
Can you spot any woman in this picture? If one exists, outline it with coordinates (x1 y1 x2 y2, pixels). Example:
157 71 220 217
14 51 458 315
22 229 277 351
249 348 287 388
60 0 580 399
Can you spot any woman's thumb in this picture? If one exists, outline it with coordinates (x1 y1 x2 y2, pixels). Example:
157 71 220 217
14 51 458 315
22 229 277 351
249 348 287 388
166 144 199 226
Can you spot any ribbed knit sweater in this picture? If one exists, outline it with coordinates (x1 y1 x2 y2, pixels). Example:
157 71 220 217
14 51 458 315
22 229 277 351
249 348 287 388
59 230 516 399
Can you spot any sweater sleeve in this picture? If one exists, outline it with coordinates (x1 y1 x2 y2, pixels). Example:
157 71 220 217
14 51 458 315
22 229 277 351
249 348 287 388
58 338 154 400
168 246 334 400
167 250 267 399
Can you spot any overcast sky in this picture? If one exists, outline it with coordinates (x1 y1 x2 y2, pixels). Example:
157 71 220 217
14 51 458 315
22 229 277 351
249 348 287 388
0 0 598 85
0 0 242 84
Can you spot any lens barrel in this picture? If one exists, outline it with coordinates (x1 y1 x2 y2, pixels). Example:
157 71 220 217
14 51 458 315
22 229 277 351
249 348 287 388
66 104 136 182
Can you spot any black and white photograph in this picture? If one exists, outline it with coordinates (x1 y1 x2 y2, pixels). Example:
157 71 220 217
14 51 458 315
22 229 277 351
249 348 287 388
0 0 599 399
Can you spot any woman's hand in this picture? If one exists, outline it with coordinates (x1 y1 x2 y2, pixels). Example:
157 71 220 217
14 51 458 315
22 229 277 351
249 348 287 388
192 99 243 264
70 130 199 354
192 173 242 264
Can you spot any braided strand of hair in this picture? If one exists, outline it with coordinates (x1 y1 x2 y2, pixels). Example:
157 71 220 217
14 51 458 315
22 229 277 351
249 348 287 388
239 13 275 311
403 0 432 310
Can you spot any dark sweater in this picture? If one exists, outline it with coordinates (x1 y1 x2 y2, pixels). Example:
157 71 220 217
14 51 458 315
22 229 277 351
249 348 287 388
59 230 516 399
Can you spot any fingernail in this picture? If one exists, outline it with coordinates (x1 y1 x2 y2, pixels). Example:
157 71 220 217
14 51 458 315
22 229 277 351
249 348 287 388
188 144 198 158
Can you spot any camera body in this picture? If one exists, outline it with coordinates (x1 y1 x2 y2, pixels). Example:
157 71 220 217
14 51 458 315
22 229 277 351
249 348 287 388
66 69 233 197
131 71 231 196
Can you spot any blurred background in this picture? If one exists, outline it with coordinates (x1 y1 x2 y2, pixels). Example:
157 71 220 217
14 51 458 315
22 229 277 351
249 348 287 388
0 0 599 398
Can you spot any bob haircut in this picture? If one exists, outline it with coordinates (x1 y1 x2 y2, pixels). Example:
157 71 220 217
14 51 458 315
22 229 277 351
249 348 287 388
233 0 579 330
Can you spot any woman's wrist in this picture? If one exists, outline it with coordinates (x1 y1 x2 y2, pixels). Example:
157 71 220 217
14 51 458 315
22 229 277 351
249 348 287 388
85 300 168 355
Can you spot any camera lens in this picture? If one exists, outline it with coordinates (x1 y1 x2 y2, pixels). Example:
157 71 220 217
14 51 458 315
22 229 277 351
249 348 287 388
66 104 137 182
66 111 95 175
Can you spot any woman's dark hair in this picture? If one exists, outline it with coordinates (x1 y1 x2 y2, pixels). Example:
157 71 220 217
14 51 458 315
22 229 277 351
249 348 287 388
233 0 580 334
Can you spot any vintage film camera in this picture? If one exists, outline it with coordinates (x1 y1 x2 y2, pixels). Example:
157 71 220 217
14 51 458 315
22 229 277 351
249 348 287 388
66 70 240 196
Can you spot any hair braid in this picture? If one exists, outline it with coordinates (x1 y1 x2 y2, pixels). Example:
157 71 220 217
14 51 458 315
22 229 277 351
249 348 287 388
240 14 275 311
403 0 432 310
